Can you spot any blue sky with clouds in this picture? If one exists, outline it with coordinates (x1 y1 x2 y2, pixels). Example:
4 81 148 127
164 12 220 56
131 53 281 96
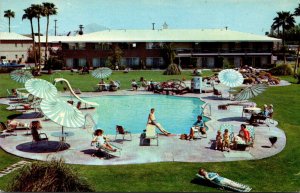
0 0 299 35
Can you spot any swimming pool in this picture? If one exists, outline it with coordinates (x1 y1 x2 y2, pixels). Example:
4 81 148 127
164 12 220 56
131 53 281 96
89 94 208 134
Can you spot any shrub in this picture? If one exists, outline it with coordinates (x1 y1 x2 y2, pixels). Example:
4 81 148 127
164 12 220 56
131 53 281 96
223 58 235 69
46 57 64 70
269 64 293 76
8 159 94 192
163 63 181 75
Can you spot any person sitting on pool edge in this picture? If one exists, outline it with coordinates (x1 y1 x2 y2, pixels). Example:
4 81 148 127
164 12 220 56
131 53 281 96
147 108 171 136
188 115 206 140
91 129 117 152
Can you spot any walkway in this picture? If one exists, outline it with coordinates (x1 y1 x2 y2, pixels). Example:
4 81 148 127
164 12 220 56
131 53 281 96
0 83 286 165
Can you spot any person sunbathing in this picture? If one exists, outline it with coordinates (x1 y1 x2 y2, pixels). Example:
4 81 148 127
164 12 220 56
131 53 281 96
7 120 28 130
198 168 251 192
147 108 170 136
91 129 117 152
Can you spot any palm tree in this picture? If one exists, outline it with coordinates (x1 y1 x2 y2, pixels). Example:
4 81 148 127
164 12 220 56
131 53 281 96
22 7 37 68
31 4 43 72
4 9 15 33
42 2 57 73
272 11 295 64
294 4 300 82
295 3 300 16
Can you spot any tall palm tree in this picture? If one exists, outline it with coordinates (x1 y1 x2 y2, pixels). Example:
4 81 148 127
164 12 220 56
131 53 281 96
294 4 300 80
22 7 37 67
31 4 43 72
42 2 57 72
272 11 295 64
4 9 15 33
295 3 300 16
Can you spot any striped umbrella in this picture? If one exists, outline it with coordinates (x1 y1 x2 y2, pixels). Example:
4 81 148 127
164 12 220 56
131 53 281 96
234 84 268 101
40 97 85 134
92 67 112 79
10 69 33 84
25 78 57 99
218 69 244 88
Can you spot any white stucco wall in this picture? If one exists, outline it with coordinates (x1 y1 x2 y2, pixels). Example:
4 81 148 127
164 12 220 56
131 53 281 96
0 42 31 63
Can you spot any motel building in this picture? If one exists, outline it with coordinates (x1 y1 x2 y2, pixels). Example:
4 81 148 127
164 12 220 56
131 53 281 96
51 28 281 69
0 32 32 64
2 28 281 69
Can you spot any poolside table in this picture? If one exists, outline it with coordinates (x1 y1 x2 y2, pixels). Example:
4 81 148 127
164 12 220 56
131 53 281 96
51 131 74 151
244 107 261 114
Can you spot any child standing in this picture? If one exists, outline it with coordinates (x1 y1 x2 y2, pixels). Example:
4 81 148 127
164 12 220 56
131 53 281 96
215 130 223 151
223 129 231 152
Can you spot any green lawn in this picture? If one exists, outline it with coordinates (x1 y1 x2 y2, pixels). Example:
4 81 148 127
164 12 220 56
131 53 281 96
0 70 214 97
0 71 300 192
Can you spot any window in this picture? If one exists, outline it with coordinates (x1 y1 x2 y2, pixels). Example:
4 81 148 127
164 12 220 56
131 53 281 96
92 58 106 67
77 43 86 50
146 42 164 49
94 43 110 50
78 58 86 66
15 43 17 47
66 58 73 67
146 57 164 67
121 57 140 67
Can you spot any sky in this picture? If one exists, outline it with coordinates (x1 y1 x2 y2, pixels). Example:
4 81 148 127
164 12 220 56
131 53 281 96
0 0 299 36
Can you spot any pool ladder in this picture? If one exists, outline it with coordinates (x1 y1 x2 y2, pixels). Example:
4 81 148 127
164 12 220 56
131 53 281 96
202 103 212 117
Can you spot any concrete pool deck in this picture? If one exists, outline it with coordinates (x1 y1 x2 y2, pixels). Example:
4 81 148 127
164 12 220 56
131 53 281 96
0 83 287 165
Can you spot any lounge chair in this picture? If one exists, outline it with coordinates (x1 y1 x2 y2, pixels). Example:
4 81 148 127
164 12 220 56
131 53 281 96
76 101 95 110
142 124 158 146
7 89 17 98
0 122 17 138
193 123 208 139
115 125 132 141
210 123 235 149
30 126 48 148
213 87 222 98
195 174 252 192
234 126 255 151
92 141 122 159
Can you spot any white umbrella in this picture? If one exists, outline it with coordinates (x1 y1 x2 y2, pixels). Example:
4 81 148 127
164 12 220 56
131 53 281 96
234 84 268 101
218 69 244 88
25 78 57 99
40 97 85 134
10 69 33 84
92 67 112 79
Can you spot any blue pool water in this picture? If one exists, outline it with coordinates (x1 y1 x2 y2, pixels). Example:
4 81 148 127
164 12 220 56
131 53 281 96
88 95 208 134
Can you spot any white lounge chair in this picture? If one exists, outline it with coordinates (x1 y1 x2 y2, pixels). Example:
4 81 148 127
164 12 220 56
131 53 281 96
142 124 158 146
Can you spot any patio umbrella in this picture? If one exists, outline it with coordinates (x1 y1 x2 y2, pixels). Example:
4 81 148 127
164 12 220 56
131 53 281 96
92 67 112 79
234 84 268 101
218 69 244 88
40 97 85 134
10 69 33 84
25 78 57 99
